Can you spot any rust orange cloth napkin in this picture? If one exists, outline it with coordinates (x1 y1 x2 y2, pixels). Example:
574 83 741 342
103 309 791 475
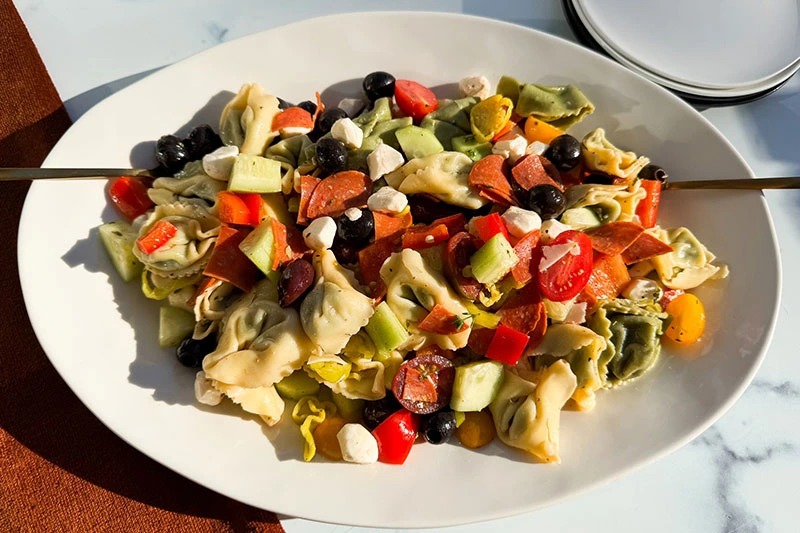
0 2 285 531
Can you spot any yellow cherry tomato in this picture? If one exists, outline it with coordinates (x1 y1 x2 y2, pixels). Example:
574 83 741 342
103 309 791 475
470 95 513 143
665 293 706 344
313 416 348 461
455 409 496 449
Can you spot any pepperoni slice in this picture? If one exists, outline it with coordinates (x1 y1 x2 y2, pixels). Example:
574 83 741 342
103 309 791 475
297 175 320 225
510 229 541 287
373 210 413 242
306 170 371 219
511 154 563 192
417 304 469 335
272 107 314 132
358 237 397 299
498 282 546 339
585 221 645 256
443 231 483 300
621 232 675 264
467 327 496 356
468 154 518 206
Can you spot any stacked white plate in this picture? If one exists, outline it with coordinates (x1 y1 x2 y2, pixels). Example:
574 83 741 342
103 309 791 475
564 0 800 104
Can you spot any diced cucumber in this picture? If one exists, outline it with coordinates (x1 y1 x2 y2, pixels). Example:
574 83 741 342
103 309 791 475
560 207 602 230
452 134 493 162
450 360 505 412
396 125 444 160
371 117 413 149
365 301 409 353
420 117 467 150
352 97 392 136
158 306 195 348
332 392 365 422
469 234 519 285
228 154 282 193
239 219 276 276
98 221 143 282
275 370 321 400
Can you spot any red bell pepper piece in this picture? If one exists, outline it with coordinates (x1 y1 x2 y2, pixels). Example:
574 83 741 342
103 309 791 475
473 212 509 244
136 220 178 254
203 226 258 292
238 193 266 227
372 409 419 465
485 324 530 365
416 304 469 335
402 223 449 250
217 191 251 225
636 179 662 228
108 176 153 220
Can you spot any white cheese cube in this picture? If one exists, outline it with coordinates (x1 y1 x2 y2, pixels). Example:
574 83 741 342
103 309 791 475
338 97 366 118
458 75 491 100
539 241 580 272
202 145 239 181
337 423 379 464
368 186 408 214
540 218 571 243
501 206 542 238
367 143 405 182
280 125 312 138
194 371 223 406
331 117 363 149
302 216 337 250
344 207 363 221
526 140 549 156
563 301 588 324
492 135 528 164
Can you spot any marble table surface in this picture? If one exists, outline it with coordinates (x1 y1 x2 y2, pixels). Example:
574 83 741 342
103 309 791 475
14 1 799 531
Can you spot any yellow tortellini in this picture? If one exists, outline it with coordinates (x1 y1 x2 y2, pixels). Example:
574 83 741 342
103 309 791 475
649 227 729 290
219 83 281 155
564 180 646 224
581 128 650 180
385 151 487 210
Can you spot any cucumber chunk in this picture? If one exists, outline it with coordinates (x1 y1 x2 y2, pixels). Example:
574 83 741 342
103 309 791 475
469 234 519 285
275 370 321 400
228 154 282 193
452 134 493 162
238 219 277 277
396 125 444 160
365 301 409 353
450 360 505 412
158 306 195 348
332 392 366 422
420 117 467 150
98 221 144 282
371 117 413 149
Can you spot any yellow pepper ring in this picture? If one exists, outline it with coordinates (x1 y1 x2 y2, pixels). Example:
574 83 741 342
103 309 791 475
470 94 514 143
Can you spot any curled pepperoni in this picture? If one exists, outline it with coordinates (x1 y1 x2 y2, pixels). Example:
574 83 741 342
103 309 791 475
585 221 645 256
621 232 675 264
511 154 563 192
306 170 371 219
468 154 518 207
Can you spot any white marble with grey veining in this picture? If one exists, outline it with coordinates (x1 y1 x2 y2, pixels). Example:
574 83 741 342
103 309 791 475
12 1 800 531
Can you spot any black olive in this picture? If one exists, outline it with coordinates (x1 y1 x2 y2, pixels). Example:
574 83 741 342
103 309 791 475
155 134 190 174
544 134 582 171
297 100 317 115
278 259 315 307
184 124 222 160
420 410 457 445
638 164 668 182
527 184 566 220
408 195 465 224
331 238 360 266
316 108 348 135
176 335 217 368
363 71 396 101
336 208 374 244
583 173 614 185
363 395 402 431
315 137 348 176
277 97 294 110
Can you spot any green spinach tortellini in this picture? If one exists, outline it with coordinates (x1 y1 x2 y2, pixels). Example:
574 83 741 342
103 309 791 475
496 75 595 129
219 83 281 155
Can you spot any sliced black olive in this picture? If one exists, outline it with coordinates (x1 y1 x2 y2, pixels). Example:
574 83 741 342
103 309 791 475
526 184 566 220
155 134 189 174
176 335 217 368
315 137 348 176
335 208 374 244
184 124 222 160
544 134 582 171
408 195 465 224
638 164 668 182
420 410 457 445
363 71 396 101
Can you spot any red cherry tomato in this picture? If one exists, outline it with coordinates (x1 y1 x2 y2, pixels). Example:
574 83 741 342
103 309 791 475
372 409 419 465
391 354 455 415
108 176 153 220
538 230 593 302
394 80 438 122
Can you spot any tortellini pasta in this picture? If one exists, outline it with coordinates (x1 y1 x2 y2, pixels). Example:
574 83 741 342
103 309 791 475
649 227 728 290
203 279 313 389
527 324 607 411
210 380 285 426
564 180 646 224
515 83 595 130
380 249 472 351
147 161 227 207
489 361 577 463
264 134 316 194
192 279 239 340
219 83 281 155
300 249 375 355
132 202 220 280
385 152 487 210
581 128 650 181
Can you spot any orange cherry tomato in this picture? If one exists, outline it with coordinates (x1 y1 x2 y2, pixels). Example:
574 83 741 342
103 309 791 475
665 293 706 344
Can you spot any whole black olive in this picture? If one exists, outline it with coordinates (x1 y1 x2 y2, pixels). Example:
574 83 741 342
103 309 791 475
583 173 614 185
544 134 582 171
155 134 190 173
277 259 315 307
176 335 217 368
297 100 317 115
336 208 374 244
408 195 465 224
420 410 457 445
363 395 402 431
315 137 348 176
331 238 360 266
363 71 396 101
316 108 348 135
184 124 222 160
527 184 566 220
638 164 668 182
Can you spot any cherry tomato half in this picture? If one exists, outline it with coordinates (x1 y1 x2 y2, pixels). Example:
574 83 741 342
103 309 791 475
394 80 438 122
538 230 593 302
372 409 419 465
391 354 455 414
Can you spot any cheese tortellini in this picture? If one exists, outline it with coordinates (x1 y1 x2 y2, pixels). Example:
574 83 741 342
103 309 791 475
380 249 472 351
490 362 577 463
649 227 728 290
564 180 646 224
264 134 316 194
385 152 487 210
581 128 650 181
192 279 239 340
219 83 281 155
210 381 285 426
